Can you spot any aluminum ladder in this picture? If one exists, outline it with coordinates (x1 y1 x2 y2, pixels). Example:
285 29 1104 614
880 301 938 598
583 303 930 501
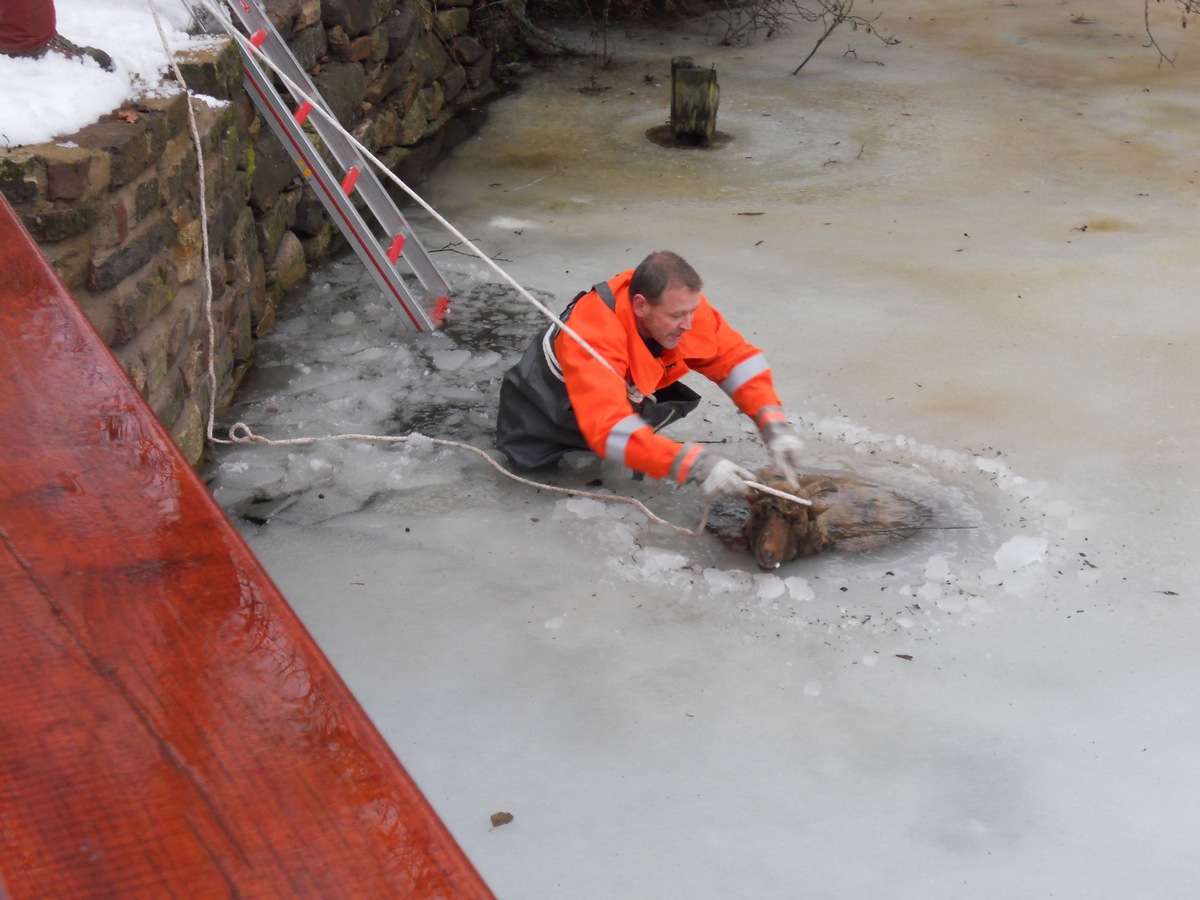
186 0 450 333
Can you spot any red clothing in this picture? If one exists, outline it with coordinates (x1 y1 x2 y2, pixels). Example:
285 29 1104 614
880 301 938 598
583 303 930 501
555 270 783 481
0 0 56 54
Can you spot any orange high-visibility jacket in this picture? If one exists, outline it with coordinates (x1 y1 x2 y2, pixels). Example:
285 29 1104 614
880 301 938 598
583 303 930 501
497 269 786 482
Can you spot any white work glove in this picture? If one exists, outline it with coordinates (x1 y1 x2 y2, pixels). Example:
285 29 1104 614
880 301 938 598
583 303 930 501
760 418 804 487
686 450 755 500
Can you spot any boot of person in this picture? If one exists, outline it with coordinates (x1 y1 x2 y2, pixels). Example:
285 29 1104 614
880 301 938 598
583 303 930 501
4 33 115 71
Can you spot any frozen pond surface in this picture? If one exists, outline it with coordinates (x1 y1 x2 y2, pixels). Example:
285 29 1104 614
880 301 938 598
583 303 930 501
205 1 1200 895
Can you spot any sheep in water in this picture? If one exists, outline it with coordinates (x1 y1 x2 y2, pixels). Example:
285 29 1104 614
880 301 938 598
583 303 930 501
742 473 838 569
740 471 932 569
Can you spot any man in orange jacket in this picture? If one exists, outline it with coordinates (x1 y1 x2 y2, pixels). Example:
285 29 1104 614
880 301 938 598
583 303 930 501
496 250 805 499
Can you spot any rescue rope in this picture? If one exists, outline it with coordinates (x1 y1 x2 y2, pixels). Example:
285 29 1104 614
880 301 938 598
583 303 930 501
226 423 711 536
147 0 715 537
145 0 219 448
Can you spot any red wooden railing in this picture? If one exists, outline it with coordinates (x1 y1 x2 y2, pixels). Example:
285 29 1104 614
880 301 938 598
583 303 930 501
0 193 493 898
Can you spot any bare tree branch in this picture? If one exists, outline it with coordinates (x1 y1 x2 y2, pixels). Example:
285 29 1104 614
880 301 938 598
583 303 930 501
709 0 897 73
1144 0 1198 67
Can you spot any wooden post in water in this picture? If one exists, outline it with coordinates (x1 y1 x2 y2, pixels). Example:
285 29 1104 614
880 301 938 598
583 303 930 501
670 56 719 145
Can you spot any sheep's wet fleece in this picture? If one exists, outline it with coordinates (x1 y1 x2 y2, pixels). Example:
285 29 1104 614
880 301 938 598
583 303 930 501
716 471 933 569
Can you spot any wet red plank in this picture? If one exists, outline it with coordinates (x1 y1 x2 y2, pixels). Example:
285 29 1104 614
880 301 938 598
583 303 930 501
0 193 493 898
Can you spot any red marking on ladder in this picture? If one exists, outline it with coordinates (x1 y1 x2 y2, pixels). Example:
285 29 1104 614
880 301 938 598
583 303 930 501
340 167 360 196
239 1 251 11
250 29 267 48
294 101 313 124
431 296 451 327
241 74 442 333
387 234 406 264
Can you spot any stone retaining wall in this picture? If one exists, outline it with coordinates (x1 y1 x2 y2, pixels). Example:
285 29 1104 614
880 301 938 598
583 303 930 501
0 0 509 465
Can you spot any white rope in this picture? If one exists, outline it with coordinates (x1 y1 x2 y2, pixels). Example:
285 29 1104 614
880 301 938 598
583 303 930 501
226 423 711 536
144 1 219 444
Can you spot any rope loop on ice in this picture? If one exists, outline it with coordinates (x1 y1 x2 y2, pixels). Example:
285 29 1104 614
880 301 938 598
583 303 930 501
225 423 711 535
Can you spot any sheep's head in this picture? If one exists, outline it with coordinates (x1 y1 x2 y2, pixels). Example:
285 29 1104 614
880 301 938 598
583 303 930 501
742 473 836 569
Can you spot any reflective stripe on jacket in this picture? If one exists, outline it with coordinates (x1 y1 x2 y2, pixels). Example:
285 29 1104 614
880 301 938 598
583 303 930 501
495 270 783 480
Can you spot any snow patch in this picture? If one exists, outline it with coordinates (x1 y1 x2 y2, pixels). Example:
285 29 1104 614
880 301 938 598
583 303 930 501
634 547 690 578
702 568 751 594
756 576 787 600
489 216 539 231
993 535 1049 572
785 576 816 603
563 497 608 520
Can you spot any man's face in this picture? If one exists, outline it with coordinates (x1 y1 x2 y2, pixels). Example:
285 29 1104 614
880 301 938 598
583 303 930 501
632 283 701 350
